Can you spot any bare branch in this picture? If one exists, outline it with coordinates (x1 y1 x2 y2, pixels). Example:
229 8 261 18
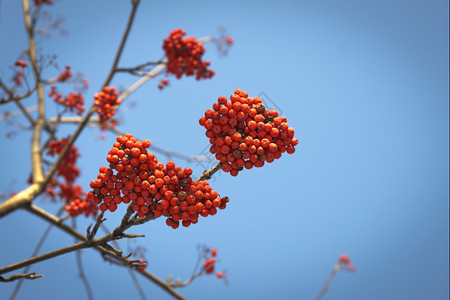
0 79 37 105
19 205 186 299
315 265 341 300
198 161 222 181
117 63 166 103
0 105 38 122
102 0 141 87
9 207 65 299
128 269 147 300
0 273 43 282
72 218 94 300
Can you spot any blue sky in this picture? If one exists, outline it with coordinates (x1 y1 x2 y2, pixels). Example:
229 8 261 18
0 0 448 299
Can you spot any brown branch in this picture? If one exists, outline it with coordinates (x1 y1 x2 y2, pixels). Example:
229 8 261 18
115 60 166 75
117 63 166 102
0 80 37 105
75 249 94 300
168 272 202 288
19 205 186 299
198 161 222 181
315 265 341 300
9 207 65 299
128 269 147 300
0 208 144 275
0 272 43 282
23 0 46 184
14 99 36 126
72 218 94 300
0 105 38 122
102 0 140 87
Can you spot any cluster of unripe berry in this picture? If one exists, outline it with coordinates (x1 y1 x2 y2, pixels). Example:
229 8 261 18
163 28 214 80
49 85 85 115
94 86 122 123
199 89 299 176
87 133 228 229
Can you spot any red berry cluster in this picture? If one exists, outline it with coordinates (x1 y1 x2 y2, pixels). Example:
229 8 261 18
65 196 98 217
57 183 98 217
57 65 72 82
42 139 97 217
163 28 214 80
49 85 85 115
87 134 228 229
338 254 356 271
158 78 169 90
199 89 299 176
94 86 121 123
46 137 80 183
137 259 147 272
201 247 226 279
15 60 27 68
13 61 26 86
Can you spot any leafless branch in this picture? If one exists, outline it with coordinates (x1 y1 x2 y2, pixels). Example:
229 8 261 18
0 273 43 282
198 161 222 181
315 265 341 300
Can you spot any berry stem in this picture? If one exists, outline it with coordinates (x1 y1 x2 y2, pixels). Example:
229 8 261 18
315 264 341 300
198 161 223 181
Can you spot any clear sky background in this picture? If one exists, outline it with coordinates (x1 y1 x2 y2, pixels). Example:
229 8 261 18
0 0 448 299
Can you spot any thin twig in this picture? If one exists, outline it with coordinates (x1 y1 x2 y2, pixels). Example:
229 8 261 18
315 265 341 300
72 218 94 300
0 79 37 105
102 0 140 87
128 269 147 300
0 105 38 122
20 205 186 300
9 207 65 300
0 273 43 282
99 221 147 300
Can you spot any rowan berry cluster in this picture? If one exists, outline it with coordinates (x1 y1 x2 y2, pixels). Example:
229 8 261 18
158 78 169 90
163 28 214 80
338 254 356 271
57 183 97 217
137 259 147 272
43 138 98 217
49 85 85 115
46 137 80 183
57 65 72 82
87 133 228 229
94 86 121 123
15 60 27 68
199 89 299 176
201 247 226 280
13 61 26 86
